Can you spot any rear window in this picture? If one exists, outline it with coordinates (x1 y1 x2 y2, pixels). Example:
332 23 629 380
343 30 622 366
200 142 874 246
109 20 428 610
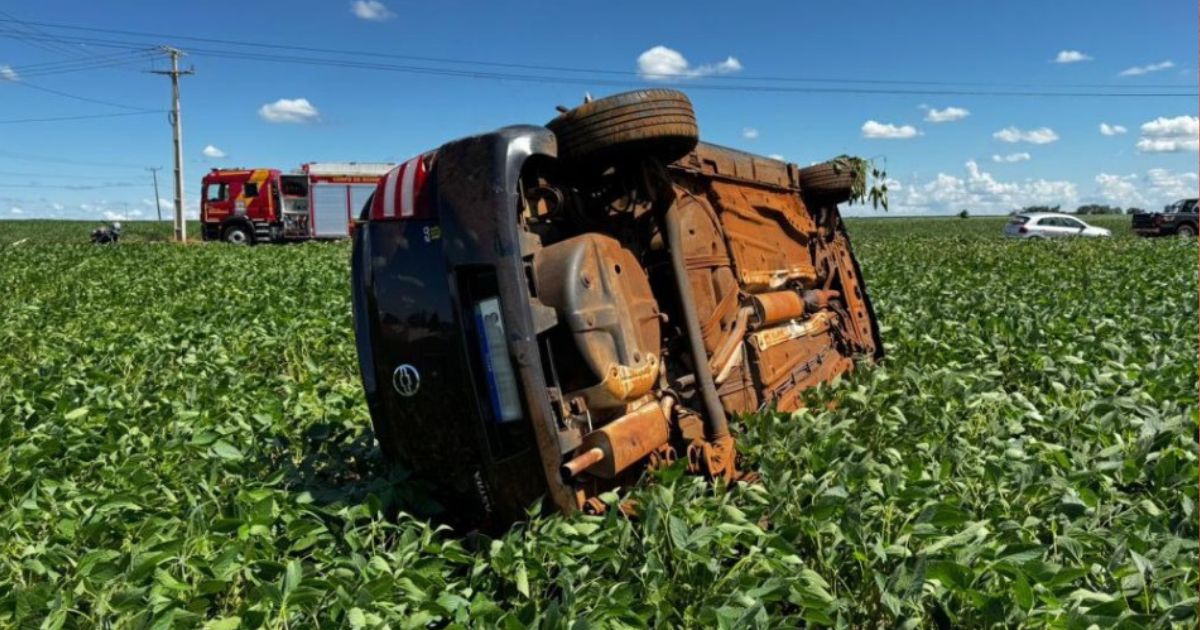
1008 215 1029 225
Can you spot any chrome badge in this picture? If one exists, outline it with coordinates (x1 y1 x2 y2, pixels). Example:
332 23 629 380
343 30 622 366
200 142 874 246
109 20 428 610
392 364 420 397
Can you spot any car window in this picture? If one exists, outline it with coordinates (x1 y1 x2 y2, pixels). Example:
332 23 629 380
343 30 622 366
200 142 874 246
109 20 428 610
1035 217 1058 227
1060 217 1084 229
243 182 259 197
206 183 227 202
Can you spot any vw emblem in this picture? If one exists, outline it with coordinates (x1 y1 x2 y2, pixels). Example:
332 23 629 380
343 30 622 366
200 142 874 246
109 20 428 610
392 364 420 397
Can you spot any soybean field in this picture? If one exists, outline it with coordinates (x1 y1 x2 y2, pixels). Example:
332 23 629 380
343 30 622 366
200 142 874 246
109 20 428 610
0 215 1195 628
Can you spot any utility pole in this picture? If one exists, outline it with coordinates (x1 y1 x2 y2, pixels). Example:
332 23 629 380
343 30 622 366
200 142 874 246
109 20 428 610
147 167 163 222
151 46 193 242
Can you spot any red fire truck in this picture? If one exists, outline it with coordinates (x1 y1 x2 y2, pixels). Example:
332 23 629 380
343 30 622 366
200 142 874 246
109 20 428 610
200 162 396 244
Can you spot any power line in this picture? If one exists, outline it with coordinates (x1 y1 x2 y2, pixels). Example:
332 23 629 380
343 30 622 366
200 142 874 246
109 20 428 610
10 79 159 111
0 111 163 124
9 49 149 71
1 18 1195 95
6 29 1192 99
0 148 148 169
0 182 140 190
0 10 91 57
186 47 1200 97
0 169 154 180
0 24 83 58
7 50 158 78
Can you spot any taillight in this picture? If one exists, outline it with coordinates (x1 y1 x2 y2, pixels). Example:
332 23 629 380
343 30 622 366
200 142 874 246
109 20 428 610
369 151 436 221
1018 226 1028 234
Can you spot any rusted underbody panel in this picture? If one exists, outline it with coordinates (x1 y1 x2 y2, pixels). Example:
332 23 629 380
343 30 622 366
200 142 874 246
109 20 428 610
524 141 881 513
354 119 881 529
663 144 878 415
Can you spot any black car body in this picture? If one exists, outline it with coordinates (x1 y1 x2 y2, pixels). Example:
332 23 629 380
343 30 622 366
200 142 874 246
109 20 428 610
351 91 882 529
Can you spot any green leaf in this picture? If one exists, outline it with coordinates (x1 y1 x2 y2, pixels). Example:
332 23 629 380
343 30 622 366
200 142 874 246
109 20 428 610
514 562 530 598
203 617 242 630
210 440 244 461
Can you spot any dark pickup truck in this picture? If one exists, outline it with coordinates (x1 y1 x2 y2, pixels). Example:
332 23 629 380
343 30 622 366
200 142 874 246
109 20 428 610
1132 198 1198 237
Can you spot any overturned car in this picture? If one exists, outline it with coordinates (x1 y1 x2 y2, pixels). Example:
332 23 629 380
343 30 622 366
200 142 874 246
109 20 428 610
351 90 882 528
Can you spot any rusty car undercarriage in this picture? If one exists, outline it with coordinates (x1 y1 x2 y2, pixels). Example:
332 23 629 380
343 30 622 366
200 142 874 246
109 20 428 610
351 89 882 529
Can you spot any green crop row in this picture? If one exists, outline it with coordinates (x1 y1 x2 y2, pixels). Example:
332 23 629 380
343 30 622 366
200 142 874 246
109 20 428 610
0 219 1194 628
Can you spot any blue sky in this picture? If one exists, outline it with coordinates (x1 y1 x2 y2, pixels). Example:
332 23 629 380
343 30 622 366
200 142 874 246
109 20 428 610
0 0 1196 220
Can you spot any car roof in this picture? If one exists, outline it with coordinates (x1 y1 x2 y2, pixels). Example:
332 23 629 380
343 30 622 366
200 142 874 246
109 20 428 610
1021 212 1080 220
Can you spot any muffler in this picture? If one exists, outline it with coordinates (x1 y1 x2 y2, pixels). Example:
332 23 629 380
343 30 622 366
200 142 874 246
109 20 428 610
561 401 670 480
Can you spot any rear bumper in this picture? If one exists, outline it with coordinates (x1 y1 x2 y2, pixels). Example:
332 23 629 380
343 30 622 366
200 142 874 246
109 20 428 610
351 126 575 529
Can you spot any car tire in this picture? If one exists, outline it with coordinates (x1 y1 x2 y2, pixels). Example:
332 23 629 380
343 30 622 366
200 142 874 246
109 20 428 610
546 89 699 168
796 159 863 205
222 223 253 245
1176 223 1196 238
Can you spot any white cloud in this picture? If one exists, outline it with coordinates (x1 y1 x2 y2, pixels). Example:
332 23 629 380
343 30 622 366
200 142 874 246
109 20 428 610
861 120 920 139
9 206 24 214
1136 115 1199 153
259 98 320 124
1094 173 1141 207
992 152 1031 163
1146 168 1199 199
1119 60 1174 77
202 144 227 158
1099 123 1127 136
741 127 759 140
103 209 143 221
637 46 742 81
350 0 393 21
1053 50 1092 64
768 154 785 161
924 106 970 123
993 126 1059 144
1093 168 1198 208
0 65 17 81
854 160 1077 215
1136 138 1199 153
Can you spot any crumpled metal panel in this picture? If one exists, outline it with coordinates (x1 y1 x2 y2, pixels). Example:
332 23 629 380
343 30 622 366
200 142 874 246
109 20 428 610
708 182 818 291
749 331 853 410
812 228 879 357
672 192 741 355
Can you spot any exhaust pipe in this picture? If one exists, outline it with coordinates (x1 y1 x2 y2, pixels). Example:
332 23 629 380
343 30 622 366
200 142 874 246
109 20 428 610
560 402 671 480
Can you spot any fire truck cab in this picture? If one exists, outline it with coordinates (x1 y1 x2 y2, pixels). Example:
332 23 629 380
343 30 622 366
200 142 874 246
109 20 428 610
201 162 395 244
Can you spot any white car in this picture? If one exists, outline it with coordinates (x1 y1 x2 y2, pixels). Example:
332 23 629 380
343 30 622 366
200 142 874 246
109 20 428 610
1003 213 1112 239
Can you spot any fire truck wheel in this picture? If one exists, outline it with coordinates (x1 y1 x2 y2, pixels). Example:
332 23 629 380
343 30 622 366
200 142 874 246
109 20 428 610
546 89 699 168
222 223 253 245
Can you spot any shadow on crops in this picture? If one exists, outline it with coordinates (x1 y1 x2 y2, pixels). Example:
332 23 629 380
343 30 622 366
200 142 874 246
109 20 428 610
266 420 446 520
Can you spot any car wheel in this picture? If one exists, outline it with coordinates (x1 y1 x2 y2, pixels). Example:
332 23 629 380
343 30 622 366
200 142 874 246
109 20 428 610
546 89 699 168
796 159 864 205
1176 223 1196 238
222 223 253 245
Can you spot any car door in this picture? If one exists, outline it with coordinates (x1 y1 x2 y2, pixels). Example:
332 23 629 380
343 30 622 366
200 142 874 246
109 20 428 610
202 181 232 223
1058 216 1087 237
1030 217 1060 237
